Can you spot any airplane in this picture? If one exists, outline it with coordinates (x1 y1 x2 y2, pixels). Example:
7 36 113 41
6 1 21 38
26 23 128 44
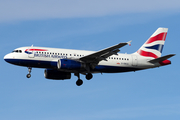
4 27 175 86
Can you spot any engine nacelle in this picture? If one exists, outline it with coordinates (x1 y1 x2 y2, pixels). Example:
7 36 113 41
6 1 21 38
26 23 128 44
57 59 83 70
44 69 71 80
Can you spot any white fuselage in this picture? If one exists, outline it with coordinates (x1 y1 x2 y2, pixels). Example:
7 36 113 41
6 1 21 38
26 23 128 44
4 46 158 74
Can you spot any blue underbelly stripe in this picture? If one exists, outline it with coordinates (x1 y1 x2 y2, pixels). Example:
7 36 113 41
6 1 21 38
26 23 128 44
5 59 142 73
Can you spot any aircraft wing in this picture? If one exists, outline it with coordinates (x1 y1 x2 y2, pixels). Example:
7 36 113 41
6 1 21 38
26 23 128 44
79 41 132 64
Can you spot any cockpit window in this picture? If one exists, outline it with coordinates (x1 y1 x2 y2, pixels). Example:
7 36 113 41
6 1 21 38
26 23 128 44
12 50 18 53
12 50 22 53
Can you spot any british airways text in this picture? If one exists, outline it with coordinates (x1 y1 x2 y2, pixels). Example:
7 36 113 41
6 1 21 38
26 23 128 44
34 53 67 59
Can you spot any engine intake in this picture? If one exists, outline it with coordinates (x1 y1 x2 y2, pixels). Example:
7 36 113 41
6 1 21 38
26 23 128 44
44 69 71 80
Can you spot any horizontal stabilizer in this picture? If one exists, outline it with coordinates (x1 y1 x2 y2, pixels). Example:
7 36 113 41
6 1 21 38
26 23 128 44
148 54 175 63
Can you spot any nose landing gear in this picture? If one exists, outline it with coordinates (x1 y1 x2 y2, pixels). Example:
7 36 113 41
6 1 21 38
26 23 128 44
26 67 32 78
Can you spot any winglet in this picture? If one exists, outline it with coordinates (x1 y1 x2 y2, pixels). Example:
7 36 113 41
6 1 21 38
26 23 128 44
127 40 132 46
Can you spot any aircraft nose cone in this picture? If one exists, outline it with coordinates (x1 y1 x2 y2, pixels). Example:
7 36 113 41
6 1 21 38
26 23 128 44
4 53 13 63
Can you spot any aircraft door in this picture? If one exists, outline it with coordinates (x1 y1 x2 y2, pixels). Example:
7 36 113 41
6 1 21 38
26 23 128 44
132 55 138 66
28 47 34 58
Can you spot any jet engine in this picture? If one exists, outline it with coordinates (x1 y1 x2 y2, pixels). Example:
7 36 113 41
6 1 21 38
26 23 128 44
44 69 71 80
57 59 84 70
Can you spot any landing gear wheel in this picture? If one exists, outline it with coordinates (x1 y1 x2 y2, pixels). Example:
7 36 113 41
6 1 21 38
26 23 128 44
86 73 93 80
26 67 32 78
26 74 31 78
76 79 83 86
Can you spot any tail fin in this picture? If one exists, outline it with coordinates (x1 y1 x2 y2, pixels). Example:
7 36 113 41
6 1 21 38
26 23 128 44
136 27 168 58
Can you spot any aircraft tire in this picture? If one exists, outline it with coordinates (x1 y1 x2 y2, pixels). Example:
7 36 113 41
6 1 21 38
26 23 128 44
76 79 83 86
86 73 93 80
26 74 31 78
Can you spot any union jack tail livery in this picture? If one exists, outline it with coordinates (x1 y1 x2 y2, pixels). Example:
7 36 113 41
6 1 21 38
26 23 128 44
137 27 168 58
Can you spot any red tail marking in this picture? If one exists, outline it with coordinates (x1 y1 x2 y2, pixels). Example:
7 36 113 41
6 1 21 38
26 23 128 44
137 50 158 58
146 32 167 44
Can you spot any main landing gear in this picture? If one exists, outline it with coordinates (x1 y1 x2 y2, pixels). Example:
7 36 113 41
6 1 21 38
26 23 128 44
75 73 93 86
26 67 32 78
75 73 83 86
86 73 93 80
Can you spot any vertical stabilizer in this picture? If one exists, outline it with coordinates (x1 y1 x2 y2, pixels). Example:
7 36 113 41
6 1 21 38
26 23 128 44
136 28 168 58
